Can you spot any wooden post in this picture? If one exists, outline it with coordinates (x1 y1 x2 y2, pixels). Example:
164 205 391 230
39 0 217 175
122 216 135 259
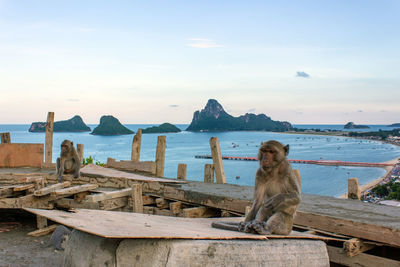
131 183 143 213
348 177 361 200
177 164 187 180
209 137 226 184
131 128 142 162
155 135 166 177
45 112 54 164
0 132 11 143
204 164 215 183
77 144 84 164
36 215 48 229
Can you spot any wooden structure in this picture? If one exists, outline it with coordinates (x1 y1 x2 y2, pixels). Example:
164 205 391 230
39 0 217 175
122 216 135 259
131 129 142 162
348 177 361 200
155 136 166 177
44 112 54 164
177 164 187 180
209 137 226 184
0 144 44 168
107 158 156 175
1 132 11 143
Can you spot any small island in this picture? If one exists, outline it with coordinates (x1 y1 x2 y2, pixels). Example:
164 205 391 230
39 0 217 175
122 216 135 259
186 99 292 132
344 122 370 129
388 123 400 127
29 115 91 132
142 123 181 134
91 115 133 136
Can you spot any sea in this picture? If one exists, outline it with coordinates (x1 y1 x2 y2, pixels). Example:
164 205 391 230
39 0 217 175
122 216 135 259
1 124 400 198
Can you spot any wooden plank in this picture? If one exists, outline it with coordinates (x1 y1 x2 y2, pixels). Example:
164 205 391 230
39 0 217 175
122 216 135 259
77 144 84 165
131 184 143 213
0 144 44 168
343 238 375 257
99 197 128 210
34 182 71 196
182 206 219 218
45 112 54 164
177 164 187 180
204 164 214 183
51 184 98 196
155 135 166 177
13 184 35 192
1 132 11 143
142 195 156 205
0 186 14 198
55 198 100 209
131 128 142 162
348 177 361 200
74 191 89 203
36 215 48 229
169 201 182 215
209 137 226 184
106 158 156 175
28 224 58 237
155 198 169 209
327 246 400 267
85 188 132 202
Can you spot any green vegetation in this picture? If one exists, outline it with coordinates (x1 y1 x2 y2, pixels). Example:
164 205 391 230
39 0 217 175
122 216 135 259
91 115 134 135
348 129 400 140
372 181 400 200
82 156 105 166
142 123 181 134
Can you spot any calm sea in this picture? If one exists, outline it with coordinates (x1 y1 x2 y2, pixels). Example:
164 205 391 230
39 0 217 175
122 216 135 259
1 124 399 197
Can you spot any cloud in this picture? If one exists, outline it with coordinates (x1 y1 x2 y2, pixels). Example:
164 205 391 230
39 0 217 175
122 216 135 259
358 110 363 112
169 104 179 108
67 98 80 102
296 71 310 78
248 108 256 113
187 38 224 48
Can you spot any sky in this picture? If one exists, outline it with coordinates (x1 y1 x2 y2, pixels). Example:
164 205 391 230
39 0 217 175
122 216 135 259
0 0 399 125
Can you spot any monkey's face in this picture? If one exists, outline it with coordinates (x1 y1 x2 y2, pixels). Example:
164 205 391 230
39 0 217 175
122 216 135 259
61 140 72 154
258 141 289 171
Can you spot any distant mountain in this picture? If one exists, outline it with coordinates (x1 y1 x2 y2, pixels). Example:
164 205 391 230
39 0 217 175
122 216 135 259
388 123 400 127
29 115 91 132
91 115 134 136
186 99 293 132
344 122 370 129
142 123 181 134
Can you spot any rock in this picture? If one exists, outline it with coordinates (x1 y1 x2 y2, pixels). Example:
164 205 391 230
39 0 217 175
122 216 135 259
186 99 292 132
142 123 181 134
50 225 71 250
388 123 400 127
91 115 134 136
29 115 91 132
344 122 370 129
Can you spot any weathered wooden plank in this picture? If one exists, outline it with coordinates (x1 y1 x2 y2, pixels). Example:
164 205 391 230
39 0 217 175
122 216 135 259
85 188 132 202
204 164 214 183
55 198 100 209
13 184 35 192
0 197 21 208
28 224 58 237
327 246 400 267
131 184 143 213
45 112 54 164
177 164 187 180
155 135 166 177
0 144 44 168
343 238 375 257
169 201 182 215
142 195 156 205
99 197 128 210
36 215 48 229
155 198 169 209
0 186 14 198
348 177 361 200
51 184 98 197
182 206 219 218
131 129 142 162
74 191 89 203
209 137 226 184
107 158 156 175
34 182 71 196
1 132 11 143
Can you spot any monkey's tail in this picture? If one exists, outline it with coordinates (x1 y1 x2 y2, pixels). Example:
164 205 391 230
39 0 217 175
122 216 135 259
211 221 240 232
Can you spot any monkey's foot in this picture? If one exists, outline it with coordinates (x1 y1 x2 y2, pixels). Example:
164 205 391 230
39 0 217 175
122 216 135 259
245 221 271 235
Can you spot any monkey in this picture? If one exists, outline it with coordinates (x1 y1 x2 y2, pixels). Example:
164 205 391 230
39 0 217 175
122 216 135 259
56 140 81 182
212 140 301 235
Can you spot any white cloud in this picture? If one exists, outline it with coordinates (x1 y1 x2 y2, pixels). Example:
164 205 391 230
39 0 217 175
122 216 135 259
296 71 310 78
187 38 224 48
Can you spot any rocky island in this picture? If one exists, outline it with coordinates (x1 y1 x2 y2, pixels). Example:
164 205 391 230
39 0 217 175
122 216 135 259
142 123 181 134
388 123 400 127
29 115 91 132
186 99 292 132
91 115 133 136
344 122 370 129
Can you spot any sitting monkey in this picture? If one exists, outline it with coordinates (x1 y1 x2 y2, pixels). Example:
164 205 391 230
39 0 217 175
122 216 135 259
212 140 301 235
56 140 81 182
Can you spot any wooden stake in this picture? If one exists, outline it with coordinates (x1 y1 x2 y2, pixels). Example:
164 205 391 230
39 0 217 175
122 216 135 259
204 164 214 183
45 112 54 164
77 144 84 164
155 135 166 177
131 128 142 162
177 164 187 180
209 137 226 184
0 132 11 143
348 177 361 200
131 183 143 213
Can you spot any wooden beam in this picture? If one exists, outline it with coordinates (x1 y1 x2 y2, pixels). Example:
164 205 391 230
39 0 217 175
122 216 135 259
36 215 48 229
155 198 169 209
77 144 84 165
131 128 142 162
1 132 11 143
177 163 187 180
155 135 166 177
142 195 156 205
99 197 128 210
45 112 54 164
34 182 71 196
74 191 89 203
131 183 143 213
204 164 214 183
343 238 375 257
348 177 361 200
55 198 100 209
50 184 98 197
85 188 132 202
0 186 14 198
209 137 226 184
106 158 156 175
169 201 182 215
13 184 35 192
327 246 400 267
182 206 219 218
28 224 58 237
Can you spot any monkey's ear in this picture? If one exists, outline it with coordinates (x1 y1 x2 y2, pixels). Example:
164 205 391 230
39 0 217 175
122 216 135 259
284 144 289 155
71 141 74 145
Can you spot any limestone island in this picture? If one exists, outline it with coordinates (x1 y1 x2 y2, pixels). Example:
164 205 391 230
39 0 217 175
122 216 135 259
29 115 91 132
91 115 133 136
344 122 370 129
186 99 292 132
388 123 400 127
142 123 181 134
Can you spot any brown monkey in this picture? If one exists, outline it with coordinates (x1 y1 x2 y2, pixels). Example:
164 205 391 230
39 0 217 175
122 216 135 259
56 140 81 182
212 140 300 235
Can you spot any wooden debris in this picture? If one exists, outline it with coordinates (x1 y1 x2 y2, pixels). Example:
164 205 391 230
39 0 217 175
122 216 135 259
155 136 166 177
209 137 226 184
343 238 375 257
50 184 98 197
74 191 89 203
45 112 54 164
0 132 11 143
85 188 132 203
55 198 100 210
131 183 143 213
28 224 58 237
348 178 361 200
177 164 187 180
131 129 142 162
99 197 128 210
142 195 156 205
107 158 156 175
0 186 14 198
156 198 169 209
34 182 71 196
13 184 35 192
204 164 214 183
36 215 48 229
182 206 219 218
169 201 182 215
77 144 84 164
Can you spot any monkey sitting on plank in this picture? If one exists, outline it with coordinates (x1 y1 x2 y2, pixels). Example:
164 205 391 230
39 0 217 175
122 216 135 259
212 140 301 235
56 139 81 182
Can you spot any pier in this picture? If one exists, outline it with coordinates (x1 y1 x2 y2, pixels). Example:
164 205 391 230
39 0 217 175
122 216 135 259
195 155 395 168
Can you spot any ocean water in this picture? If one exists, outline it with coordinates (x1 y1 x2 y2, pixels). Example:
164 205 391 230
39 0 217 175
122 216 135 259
1 124 399 197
